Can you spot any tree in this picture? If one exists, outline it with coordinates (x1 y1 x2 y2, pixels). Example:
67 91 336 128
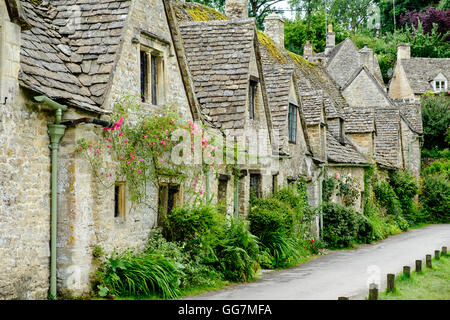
288 0 325 36
421 93 450 151
376 0 434 33
329 0 377 31
399 6 450 40
284 10 350 54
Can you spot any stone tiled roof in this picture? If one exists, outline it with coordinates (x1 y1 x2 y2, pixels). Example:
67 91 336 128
178 19 255 131
401 58 450 94
263 64 294 154
326 130 368 164
374 108 401 168
394 98 423 134
300 91 324 126
343 107 375 133
18 0 131 114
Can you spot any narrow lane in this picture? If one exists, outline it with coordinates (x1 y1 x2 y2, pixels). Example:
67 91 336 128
185 224 450 300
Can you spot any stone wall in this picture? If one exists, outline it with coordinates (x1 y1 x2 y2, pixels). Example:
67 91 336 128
400 119 421 176
388 63 415 100
347 132 373 158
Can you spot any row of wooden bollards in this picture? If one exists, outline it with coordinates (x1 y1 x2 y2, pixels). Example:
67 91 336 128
338 246 447 300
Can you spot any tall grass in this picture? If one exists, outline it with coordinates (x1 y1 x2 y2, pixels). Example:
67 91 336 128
97 250 182 299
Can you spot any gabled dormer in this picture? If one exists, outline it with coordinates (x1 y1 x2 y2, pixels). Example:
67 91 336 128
431 72 448 93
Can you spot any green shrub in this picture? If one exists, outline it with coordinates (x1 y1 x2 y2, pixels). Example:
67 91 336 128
162 203 226 244
373 180 403 216
420 174 450 223
322 202 360 248
422 159 450 178
96 250 183 299
146 228 222 289
249 197 295 236
213 218 260 282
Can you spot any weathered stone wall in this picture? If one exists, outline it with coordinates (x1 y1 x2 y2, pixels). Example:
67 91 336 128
347 132 373 158
0 4 52 299
343 69 390 109
388 63 415 100
400 119 421 176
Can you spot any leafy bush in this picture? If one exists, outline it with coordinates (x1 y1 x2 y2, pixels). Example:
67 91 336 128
322 203 360 248
213 218 260 282
422 158 450 178
420 173 450 223
421 94 450 151
373 180 403 216
95 250 183 299
146 228 222 289
162 203 226 244
249 197 295 236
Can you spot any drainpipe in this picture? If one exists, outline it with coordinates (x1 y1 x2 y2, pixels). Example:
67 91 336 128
34 96 67 299
233 173 239 218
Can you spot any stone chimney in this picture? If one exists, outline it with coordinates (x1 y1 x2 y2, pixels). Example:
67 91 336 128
397 43 411 60
325 24 335 55
359 43 374 74
225 0 248 19
303 40 313 57
264 13 284 48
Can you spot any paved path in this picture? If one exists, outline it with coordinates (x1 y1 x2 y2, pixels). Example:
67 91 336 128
186 224 450 300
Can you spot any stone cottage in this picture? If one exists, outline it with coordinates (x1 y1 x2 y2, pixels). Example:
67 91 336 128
0 0 424 300
389 43 450 99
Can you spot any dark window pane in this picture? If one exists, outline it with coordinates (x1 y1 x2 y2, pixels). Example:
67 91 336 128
151 55 157 105
140 51 148 102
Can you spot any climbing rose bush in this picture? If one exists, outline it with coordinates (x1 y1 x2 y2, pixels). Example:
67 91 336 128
76 96 223 204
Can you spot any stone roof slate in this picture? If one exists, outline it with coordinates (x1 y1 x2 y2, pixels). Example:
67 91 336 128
401 58 450 94
374 108 401 168
343 107 375 133
178 19 255 131
300 91 324 126
326 130 368 164
18 0 131 114
263 64 294 154
394 98 423 134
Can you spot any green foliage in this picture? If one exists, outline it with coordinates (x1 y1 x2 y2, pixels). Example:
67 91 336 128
420 172 450 223
284 10 350 55
213 218 260 282
322 202 360 248
422 159 450 177
421 148 450 160
95 249 183 299
322 177 336 203
162 203 226 244
249 197 295 236
373 180 403 216
389 170 420 224
421 94 450 151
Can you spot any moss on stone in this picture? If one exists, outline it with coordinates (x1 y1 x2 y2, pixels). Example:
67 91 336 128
257 30 288 64
286 50 317 70
182 3 227 22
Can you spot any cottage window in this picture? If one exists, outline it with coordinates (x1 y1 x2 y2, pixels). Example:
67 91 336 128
140 48 164 105
158 184 181 225
249 173 262 198
249 79 258 120
435 80 446 92
339 118 345 145
288 103 298 143
114 182 126 218
272 174 278 194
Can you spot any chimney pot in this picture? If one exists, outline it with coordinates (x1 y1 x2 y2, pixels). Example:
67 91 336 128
304 40 313 57
225 0 248 19
264 13 285 49
397 43 411 60
325 24 335 54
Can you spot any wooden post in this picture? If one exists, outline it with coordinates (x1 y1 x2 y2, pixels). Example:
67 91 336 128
415 260 422 273
443 246 447 256
426 254 432 268
403 266 410 278
368 283 378 300
435 250 440 260
338 297 349 300
387 274 395 292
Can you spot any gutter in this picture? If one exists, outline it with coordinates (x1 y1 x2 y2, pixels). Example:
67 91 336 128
34 96 113 299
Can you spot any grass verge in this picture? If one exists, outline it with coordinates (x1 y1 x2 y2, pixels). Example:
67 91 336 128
380 253 450 300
